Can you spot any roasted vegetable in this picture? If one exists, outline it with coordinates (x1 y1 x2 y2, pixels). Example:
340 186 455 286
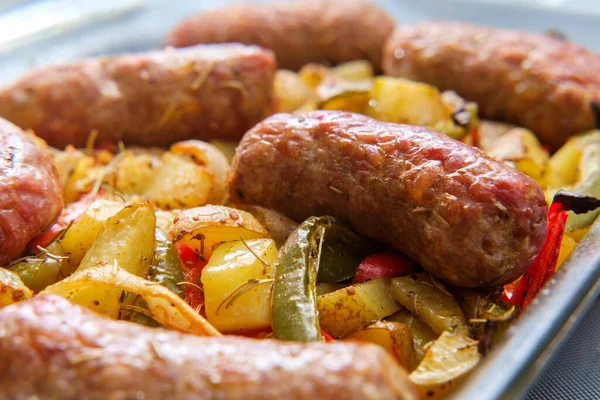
316 219 376 284
173 205 270 261
390 272 469 336
387 309 438 361
202 238 277 333
8 242 69 292
0 268 32 307
502 191 600 311
271 217 326 342
331 60 374 81
59 199 125 266
77 202 156 277
274 69 317 112
115 150 213 210
234 205 298 248
409 331 481 400
318 277 401 339
345 320 418 371
353 251 417 284
148 229 186 297
365 77 474 140
170 140 230 205
486 128 549 182
41 262 220 336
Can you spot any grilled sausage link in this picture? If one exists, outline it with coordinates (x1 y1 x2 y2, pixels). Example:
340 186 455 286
166 0 394 71
0 44 276 149
0 119 63 265
382 22 600 148
229 111 547 287
0 295 418 400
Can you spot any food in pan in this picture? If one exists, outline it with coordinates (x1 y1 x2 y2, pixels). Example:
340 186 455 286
166 0 394 70
0 295 418 400
1 2 600 399
0 119 62 265
0 44 276 148
382 21 600 149
228 110 547 287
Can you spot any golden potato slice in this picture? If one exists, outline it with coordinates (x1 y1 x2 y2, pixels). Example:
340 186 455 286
366 77 449 129
202 239 277 333
387 309 438 362
275 69 317 113
59 199 125 266
331 60 374 81
173 205 270 261
77 201 156 277
462 120 516 150
115 151 213 210
298 63 330 88
409 331 481 399
317 277 401 338
486 128 549 181
345 320 418 371
0 268 33 308
41 262 220 336
208 140 238 163
171 140 230 205
390 272 469 336
544 139 582 189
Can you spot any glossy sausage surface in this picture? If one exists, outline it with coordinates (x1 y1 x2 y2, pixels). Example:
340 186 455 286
0 295 418 400
229 111 547 287
0 44 276 148
383 22 600 148
0 118 63 265
166 0 394 70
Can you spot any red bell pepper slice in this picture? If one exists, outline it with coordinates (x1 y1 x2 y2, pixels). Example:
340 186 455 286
501 201 567 310
353 251 418 284
176 242 207 313
321 328 335 343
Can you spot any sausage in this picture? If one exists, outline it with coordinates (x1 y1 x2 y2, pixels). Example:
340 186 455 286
0 295 418 400
0 118 63 265
228 111 547 287
382 22 600 149
0 44 276 149
166 0 394 71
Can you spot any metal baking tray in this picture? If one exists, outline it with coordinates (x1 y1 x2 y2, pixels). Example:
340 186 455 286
1 1 598 399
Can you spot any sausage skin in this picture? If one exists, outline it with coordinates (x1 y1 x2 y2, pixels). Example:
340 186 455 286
382 22 600 149
228 111 548 287
0 295 418 400
0 44 276 149
166 0 394 71
0 118 63 265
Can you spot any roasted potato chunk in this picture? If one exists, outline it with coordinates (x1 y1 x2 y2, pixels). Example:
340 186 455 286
409 331 481 399
77 202 156 277
346 320 418 371
59 199 125 266
42 262 219 336
486 128 549 182
202 239 277 333
390 272 469 336
275 69 317 113
0 268 32 307
317 277 401 338
387 309 438 361
173 205 270 261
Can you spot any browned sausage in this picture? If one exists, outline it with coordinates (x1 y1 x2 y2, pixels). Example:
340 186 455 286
0 119 63 265
166 0 394 71
382 22 600 149
0 295 418 400
228 111 547 287
0 44 276 149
